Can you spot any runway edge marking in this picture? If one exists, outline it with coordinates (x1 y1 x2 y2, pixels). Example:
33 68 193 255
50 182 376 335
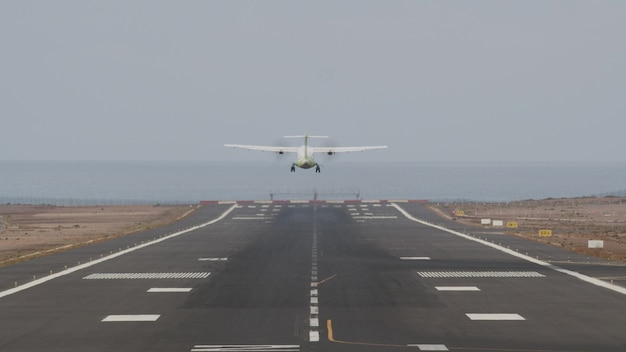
391 203 626 296
0 204 238 300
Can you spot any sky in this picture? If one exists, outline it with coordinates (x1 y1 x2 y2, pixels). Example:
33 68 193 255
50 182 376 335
1 1 625 162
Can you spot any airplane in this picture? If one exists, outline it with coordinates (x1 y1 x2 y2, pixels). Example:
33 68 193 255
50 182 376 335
224 134 387 172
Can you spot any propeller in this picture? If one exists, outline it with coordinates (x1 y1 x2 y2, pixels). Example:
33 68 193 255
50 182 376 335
271 137 291 164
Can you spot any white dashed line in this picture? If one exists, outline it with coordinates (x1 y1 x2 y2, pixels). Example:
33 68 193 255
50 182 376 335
102 315 160 322
0 205 236 300
435 286 481 291
198 258 228 262
352 216 398 219
191 345 300 351
392 203 626 296
401 257 431 260
147 288 193 293
309 331 320 342
466 313 525 321
232 217 274 220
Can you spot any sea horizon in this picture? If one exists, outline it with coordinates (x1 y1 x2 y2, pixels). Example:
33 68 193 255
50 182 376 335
1 160 625 205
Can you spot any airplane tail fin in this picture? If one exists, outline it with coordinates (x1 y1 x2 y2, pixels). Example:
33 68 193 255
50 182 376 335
283 135 329 139
283 134 328 158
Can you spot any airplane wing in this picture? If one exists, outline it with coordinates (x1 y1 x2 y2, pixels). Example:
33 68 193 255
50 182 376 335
309 146 388 154
224 144 299 154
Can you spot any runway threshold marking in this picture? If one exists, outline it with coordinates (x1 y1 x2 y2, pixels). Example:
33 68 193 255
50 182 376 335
0 204 237 300
392 203 626 296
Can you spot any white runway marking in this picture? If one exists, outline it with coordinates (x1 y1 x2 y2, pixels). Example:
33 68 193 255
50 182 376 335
310 222 320 342
84 272 210 279
147 288 193 293
392 203 626 296
401 257 431 260
466 313 525 321
407 344 449 351
191 345 300 351
417 271 544 278
102 314 160 322
435 286 481 291
198 257 228 261
0 205 236 300
352 216 398 219
241 215 272 220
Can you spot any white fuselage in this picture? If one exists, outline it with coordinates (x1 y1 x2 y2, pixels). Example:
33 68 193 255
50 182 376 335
295 146 317 169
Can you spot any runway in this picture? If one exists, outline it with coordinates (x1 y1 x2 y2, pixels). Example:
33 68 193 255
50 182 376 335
1 202 626 351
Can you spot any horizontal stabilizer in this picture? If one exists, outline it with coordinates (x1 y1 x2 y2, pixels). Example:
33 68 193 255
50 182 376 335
284 135 329 139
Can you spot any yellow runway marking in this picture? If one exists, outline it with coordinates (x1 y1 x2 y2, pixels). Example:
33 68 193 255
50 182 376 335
316 274 337 286
326 320 406 348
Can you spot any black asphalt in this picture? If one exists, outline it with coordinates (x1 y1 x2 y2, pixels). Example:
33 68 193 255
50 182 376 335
1 202 625 352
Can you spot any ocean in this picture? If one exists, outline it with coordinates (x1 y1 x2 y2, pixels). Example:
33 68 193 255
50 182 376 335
1 161 625 205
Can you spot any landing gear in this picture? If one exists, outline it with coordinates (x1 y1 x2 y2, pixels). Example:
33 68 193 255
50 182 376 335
290 165 296 172
315 165 321 173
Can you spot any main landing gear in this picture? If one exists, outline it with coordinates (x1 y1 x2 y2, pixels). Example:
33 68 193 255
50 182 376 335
315 165 321 173
290 165 296 172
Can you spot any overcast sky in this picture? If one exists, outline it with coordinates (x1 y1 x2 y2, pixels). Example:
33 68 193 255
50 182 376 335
1 1 625 162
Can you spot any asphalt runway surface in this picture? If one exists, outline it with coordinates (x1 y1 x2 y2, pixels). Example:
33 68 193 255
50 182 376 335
1 202 625 352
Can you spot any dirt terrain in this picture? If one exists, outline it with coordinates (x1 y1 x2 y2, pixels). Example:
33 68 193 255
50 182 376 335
0 204 195 266
430 197 626 262
2 198 626 267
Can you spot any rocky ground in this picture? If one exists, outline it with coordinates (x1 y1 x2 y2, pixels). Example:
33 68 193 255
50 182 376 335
0 204 196 266
429 197 626 262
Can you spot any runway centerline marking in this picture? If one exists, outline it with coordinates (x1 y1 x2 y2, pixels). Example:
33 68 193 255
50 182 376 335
0 204 237 300
392 203 626 296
